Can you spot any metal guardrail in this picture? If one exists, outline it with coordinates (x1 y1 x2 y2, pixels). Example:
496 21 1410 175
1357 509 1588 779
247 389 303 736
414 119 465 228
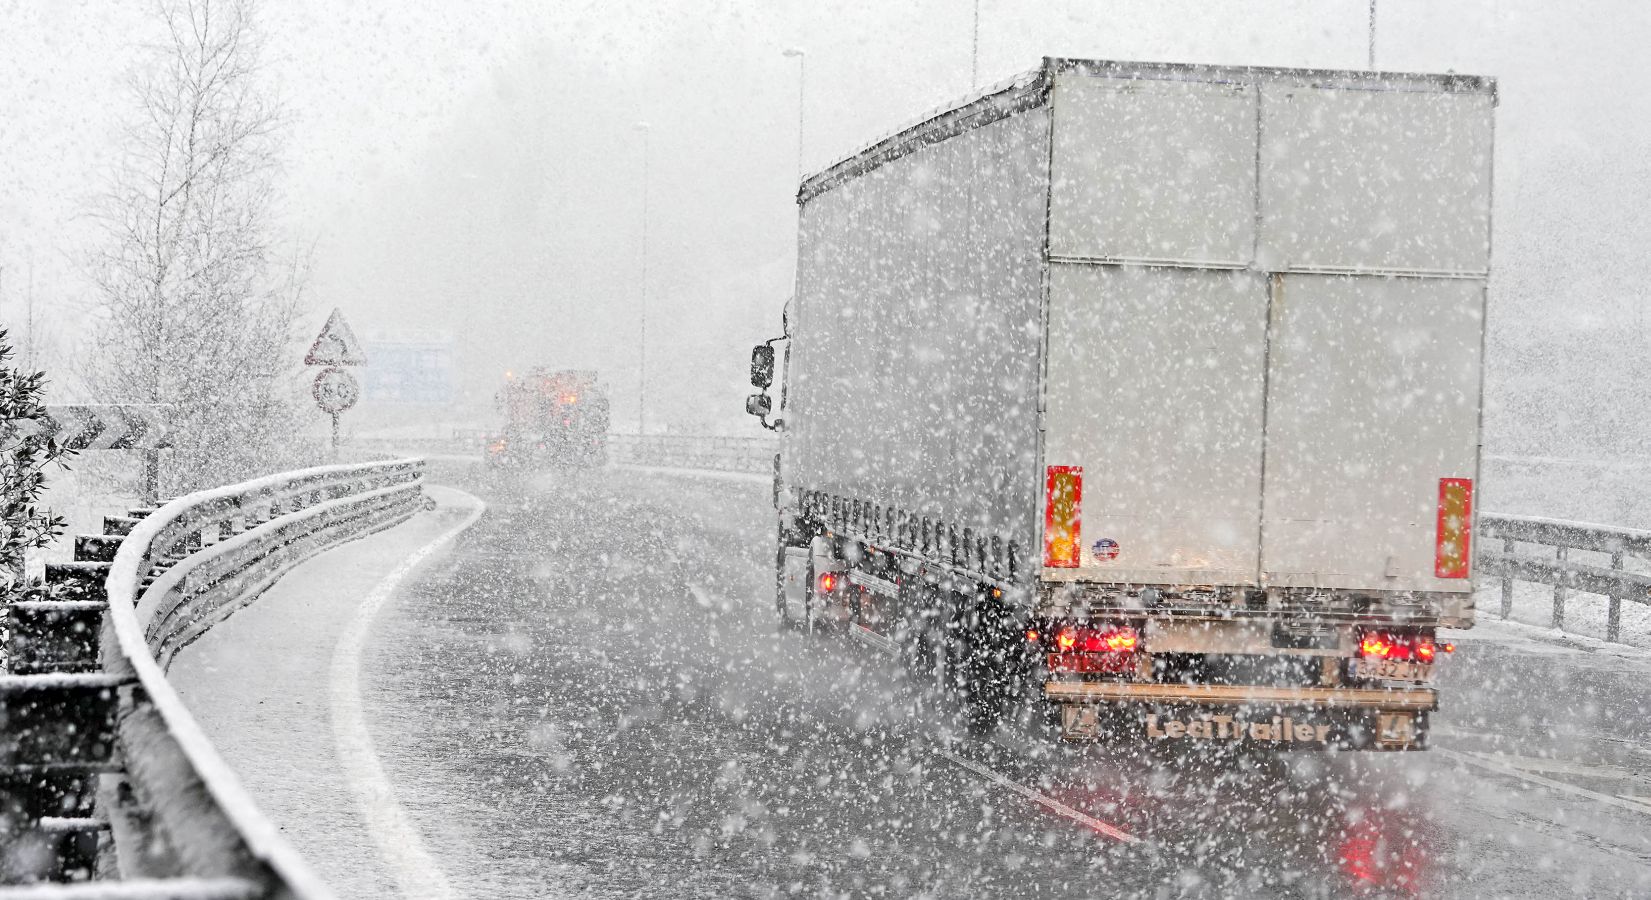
1477 513 1651 642
345 429 778 473
601 441 1651 645
2 458 426 895
608 433 776 474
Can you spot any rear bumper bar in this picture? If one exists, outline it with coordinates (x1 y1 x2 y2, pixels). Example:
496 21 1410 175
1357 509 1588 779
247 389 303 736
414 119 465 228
1044 680 1436 749
1043 680 1436 711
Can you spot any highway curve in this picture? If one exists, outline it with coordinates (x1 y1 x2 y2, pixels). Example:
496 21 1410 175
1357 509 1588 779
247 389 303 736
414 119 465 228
175 463 1651 898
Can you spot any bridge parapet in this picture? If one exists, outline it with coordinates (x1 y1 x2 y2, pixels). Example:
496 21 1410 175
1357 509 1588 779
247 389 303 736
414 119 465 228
1478 513 1651 643
2 458 425 895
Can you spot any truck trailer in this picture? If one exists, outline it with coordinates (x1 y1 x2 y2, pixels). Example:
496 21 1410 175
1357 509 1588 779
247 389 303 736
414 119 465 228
745 58 1495 750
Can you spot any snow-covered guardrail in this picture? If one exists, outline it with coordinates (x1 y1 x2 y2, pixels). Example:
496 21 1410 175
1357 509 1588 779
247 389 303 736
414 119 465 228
1477 513 1651 643
1 458 425 895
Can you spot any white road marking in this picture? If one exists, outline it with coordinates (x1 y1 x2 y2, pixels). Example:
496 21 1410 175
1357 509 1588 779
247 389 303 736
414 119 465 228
932 746 1143 845
1438 748 1651 818
330 489 486 900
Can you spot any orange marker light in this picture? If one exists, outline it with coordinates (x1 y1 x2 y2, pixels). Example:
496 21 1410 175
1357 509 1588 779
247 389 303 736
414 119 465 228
1043 466 1083 569
1435 477 1474 579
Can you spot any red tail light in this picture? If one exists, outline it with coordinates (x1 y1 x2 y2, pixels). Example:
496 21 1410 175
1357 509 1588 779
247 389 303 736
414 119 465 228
1358 629 1437 663
817 572 838 594
1053 625 1138 654
1048 624 1139 674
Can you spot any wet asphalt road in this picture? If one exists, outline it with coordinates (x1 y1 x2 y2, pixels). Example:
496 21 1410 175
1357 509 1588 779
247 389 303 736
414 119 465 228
364 464 1651 898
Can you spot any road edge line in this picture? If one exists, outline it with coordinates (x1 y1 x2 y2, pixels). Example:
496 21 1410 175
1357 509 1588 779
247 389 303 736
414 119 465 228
329 487 486 900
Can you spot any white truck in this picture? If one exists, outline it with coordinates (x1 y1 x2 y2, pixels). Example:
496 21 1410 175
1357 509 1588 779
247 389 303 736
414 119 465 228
745 58 1495 750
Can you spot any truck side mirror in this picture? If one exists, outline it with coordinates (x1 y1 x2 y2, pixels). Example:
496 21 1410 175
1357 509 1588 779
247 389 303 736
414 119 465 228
745 393 772 418
750 345 775 388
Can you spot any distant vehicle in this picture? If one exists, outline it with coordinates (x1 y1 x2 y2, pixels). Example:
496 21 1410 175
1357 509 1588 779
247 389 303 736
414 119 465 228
746 58 1496 750
486 368 609 469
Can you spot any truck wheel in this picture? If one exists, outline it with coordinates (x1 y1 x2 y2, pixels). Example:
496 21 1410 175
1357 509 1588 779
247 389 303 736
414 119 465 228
774 542 792 632
961 598 1019 735
933 597 965 701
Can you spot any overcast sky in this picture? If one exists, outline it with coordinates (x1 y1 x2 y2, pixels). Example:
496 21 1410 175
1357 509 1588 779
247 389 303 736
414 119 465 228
2 0 1648 439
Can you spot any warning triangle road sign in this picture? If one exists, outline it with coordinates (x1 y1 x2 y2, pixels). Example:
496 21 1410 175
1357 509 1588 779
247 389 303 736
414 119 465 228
305 308 367 366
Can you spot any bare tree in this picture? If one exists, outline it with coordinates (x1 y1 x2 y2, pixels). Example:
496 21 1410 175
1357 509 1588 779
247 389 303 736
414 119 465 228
85 0 309 498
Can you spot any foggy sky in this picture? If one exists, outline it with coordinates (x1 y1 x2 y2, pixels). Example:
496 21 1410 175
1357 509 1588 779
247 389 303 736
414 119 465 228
3 0 1649 445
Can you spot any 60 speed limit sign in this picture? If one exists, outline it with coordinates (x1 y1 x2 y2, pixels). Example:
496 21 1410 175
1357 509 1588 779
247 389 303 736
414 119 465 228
312 366 360 414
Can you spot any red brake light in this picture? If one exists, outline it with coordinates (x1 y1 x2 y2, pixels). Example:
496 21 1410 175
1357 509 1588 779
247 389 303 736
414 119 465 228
1358 630 1441 663
1052 625 1137 654
1079 626 1138 653
1359 634 1396 659
1046 624 1139 675
817 572 838 594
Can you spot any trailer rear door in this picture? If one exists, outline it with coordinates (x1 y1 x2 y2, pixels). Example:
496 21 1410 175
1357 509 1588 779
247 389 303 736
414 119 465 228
1259 274 1484 592
1042 70 1268 586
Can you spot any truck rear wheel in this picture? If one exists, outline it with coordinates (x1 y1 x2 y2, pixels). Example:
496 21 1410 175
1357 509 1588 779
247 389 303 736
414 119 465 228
961 595 1022 735
774 532 793 632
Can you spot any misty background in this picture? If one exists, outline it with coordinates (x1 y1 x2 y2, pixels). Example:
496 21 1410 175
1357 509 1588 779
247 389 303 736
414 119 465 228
1 0 1647 452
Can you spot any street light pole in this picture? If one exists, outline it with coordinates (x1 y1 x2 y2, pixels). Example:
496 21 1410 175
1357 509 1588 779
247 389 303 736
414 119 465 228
971 0 980 88
1368 0 1377 69
635 121 651 437
782 48 806 179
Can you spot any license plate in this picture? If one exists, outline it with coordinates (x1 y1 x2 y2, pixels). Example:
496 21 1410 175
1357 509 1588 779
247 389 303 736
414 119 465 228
1350 658 1432 682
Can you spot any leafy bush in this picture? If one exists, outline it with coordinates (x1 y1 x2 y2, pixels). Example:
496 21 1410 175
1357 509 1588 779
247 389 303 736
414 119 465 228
0 328 74 594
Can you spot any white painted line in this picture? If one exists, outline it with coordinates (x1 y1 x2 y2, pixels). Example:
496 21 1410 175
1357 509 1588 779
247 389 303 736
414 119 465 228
931 746 1143 845
330 490 486 900
1438 748 1651 819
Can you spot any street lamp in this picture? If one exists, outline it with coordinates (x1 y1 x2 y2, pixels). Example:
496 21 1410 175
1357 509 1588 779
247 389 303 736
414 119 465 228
782 48 805 179
1367 0 1377 69
635 121 651 436
971 0 980 88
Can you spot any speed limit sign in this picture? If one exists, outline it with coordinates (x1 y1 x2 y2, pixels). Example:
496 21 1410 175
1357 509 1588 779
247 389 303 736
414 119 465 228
312 366 360 414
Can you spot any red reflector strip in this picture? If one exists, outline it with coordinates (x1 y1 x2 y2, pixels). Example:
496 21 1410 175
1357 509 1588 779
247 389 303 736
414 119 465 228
1044 466 1082 568
1435 477 1473 579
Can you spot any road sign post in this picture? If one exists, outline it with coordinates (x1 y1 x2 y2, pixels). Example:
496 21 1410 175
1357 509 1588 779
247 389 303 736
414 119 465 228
305 308 366 459
312 366 360 455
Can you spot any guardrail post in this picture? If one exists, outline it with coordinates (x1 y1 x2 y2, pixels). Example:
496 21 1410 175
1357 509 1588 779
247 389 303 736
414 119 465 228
1552 545 1568 630
1500 538 1514 619
1607 549 1624 642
